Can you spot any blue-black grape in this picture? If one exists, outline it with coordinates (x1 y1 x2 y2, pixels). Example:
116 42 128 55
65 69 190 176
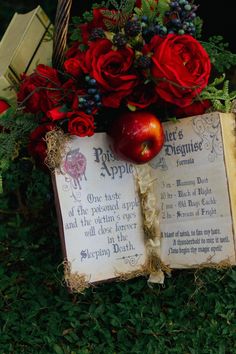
165 0 198 36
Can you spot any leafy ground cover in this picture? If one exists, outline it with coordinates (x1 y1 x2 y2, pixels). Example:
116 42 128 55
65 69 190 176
0 167 236 354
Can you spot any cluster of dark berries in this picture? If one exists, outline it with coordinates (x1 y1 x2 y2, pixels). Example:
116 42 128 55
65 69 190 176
89 28 105 41
165 0 198 35
136 55 152 69
124 19 142 37
140 15 167 43
88 1 197 49
78 76 102 115
113 33 127 48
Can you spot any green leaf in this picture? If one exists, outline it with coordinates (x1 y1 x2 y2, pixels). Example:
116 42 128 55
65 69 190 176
127 104 137 111
79 43 89 52
71 16 81 24
53 344 64 354
70 29 82 42
59 105 69 113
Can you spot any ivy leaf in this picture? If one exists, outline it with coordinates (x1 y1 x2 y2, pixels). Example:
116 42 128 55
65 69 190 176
70 28 82 42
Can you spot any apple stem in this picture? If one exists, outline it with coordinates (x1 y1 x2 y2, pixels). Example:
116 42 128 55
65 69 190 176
141 143 149 156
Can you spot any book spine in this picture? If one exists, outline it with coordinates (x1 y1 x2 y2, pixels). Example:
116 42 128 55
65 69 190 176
220 113 236 263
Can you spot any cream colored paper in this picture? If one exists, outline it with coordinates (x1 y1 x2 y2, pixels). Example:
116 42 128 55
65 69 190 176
151 112 236 267
54 134 147 283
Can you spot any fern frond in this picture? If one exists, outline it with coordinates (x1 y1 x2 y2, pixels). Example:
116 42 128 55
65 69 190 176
194 16 203 39
201 36 236 73
103 19 117 32
121 0 135 13
200 77 236 113
210 74 226 87
103 0 135 29
101 9 119 20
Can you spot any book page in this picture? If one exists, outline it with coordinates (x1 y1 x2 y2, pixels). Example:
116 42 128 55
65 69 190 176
54 134 147 283
151 112 236 267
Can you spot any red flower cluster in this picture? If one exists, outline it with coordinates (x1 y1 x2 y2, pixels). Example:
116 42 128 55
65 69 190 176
16 1 212 164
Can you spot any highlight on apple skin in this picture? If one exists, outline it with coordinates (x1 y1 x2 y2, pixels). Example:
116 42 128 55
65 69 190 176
108 110 165 164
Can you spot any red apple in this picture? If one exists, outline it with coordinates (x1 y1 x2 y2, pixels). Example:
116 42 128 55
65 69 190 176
108 110 165 164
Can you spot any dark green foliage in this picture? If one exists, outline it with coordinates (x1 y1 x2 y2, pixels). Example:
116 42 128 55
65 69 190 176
193 16 203 39
0 108 37 178
202 36 236 73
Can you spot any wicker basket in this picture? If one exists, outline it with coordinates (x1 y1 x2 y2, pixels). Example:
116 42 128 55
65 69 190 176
52 0 73 70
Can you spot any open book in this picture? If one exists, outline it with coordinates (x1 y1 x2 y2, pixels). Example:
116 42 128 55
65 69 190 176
52 112 236 291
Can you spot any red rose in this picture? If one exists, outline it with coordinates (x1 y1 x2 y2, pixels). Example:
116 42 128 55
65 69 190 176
173 100 212 118
28 123 56 167
67 111 95 137
84 39 138 108
146 34 211 107
64 58 82 77
65 42 81 59
0 99 10 114
126 82 157 109
17 64 62 114
65 49 87 73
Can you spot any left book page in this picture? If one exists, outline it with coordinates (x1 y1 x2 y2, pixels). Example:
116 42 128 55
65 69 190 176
53 133 147 286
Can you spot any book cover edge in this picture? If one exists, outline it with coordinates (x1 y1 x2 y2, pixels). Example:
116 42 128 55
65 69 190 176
219 112 236 265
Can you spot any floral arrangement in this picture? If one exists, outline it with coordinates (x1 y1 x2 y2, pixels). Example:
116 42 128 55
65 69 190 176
1 0 236 168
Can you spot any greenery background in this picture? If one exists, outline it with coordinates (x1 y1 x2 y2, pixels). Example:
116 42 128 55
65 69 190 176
0 2 236 353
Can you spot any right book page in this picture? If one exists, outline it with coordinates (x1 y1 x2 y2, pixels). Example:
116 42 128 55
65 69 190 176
151 112 236 268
